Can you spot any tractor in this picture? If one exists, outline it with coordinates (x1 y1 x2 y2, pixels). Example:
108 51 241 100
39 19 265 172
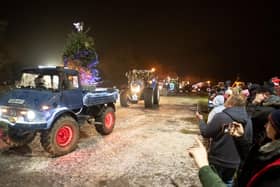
120 68 159 108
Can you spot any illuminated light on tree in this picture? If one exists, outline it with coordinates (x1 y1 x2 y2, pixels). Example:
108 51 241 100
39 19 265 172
62 22 102 85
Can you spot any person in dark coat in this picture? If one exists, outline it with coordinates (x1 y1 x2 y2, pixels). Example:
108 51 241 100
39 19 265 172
247 85 279 146
195 94 252 186
235 109 280 187
189 109 280 187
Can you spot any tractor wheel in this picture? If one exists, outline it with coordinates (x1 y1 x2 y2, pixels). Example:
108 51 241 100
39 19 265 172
153 85 160 105
144 88 154 108
40 116 79 157
95 107 115 135
120 89 130 107
3 128 36 147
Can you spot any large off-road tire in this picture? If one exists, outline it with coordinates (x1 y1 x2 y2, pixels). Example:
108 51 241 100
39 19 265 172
153 85 160 105
120 89 130 107
3 128 36 147
144 88 154 108
95 107 115 135
40 116 79 157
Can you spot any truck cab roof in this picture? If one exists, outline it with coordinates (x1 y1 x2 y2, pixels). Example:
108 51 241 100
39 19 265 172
21 66 78 75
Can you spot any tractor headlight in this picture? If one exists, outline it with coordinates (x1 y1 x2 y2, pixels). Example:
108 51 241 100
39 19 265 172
27 110 36 121
131 85 140 93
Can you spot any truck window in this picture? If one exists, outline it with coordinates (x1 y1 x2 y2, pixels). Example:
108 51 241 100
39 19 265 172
19 72 59 91
64 75 79 90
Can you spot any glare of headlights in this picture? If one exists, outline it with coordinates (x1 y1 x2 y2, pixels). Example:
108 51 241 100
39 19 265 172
0 108 7 117
131 85 140 93
27 111 36 121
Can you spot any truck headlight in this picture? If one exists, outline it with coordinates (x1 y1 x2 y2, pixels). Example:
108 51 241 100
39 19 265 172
0 108 7 117
27 111 36 121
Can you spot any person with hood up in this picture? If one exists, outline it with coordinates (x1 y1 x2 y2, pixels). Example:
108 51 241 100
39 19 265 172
207 95 226 123
195 94 253 186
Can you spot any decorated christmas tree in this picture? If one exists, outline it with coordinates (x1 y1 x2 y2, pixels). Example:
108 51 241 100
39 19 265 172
62 22 102 85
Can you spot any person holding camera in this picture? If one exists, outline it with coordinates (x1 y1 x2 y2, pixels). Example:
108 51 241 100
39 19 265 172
195 94 252 186
190 109 280 187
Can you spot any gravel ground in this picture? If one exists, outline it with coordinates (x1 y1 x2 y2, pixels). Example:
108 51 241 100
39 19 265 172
0 96 203 187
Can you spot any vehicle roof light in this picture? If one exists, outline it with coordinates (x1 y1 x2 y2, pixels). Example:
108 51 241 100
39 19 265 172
38 65 57 69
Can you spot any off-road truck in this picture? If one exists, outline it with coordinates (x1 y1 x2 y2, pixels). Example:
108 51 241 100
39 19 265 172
0 66 118 156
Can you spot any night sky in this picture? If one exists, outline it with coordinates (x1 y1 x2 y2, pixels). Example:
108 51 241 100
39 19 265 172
0 1 277 85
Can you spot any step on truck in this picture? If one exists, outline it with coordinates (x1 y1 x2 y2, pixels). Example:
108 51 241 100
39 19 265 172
0 66 118 157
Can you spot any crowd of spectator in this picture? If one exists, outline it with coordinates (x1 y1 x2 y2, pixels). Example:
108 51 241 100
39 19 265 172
189 78 280 187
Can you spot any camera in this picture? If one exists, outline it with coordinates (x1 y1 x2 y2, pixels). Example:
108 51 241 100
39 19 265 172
223 123 233 133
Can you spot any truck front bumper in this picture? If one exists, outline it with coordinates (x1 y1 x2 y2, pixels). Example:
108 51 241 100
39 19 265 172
0 118 48 130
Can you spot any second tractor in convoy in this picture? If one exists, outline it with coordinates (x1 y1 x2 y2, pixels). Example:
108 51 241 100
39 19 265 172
120 68 160 108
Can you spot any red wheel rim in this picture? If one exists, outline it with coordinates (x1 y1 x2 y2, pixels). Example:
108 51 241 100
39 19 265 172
105 112 114 129
56 125 73 147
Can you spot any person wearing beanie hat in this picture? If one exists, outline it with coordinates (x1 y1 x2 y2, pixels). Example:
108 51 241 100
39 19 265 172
207 95 225 123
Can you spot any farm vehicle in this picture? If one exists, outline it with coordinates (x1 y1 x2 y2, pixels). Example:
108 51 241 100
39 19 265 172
120 68 159 108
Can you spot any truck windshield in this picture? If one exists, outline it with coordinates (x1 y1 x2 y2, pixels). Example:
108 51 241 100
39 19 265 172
18 72 59 91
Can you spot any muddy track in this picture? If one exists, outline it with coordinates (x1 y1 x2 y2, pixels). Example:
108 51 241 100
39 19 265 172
0 96 203 187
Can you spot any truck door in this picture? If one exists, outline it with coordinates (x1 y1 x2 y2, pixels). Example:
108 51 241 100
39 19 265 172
61 73 83 110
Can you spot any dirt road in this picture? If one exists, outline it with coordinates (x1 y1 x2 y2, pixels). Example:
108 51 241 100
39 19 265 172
0 96 203 187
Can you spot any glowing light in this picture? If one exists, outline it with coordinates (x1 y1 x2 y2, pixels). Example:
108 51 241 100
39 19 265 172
66 61 101 85
41 105 50 111
27 111 36 121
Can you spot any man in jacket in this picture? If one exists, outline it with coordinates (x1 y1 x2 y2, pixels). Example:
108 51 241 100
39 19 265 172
196 94 252 186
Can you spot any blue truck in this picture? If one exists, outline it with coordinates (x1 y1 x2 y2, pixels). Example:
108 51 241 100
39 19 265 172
0 66 118 157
